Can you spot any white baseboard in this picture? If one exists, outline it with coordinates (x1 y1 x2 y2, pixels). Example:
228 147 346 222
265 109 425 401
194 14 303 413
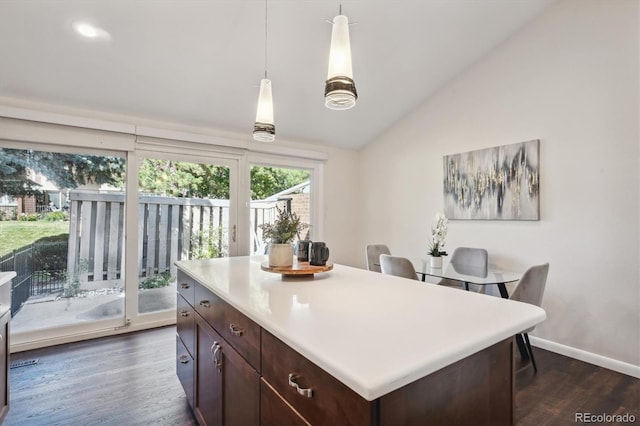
529 336 640 379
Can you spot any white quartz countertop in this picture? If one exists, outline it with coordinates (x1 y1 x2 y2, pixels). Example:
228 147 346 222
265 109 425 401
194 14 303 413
176 256 546 401
0 272 16 286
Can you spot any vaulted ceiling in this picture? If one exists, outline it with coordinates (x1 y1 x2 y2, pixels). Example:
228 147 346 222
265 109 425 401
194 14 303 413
0 0 557 150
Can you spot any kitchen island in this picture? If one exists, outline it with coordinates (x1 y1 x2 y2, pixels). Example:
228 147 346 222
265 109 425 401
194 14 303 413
0 272 14 424
175 256 545 426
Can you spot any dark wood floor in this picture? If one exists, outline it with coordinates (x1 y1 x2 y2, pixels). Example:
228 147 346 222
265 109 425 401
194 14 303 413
515 348 639 426
5 326 639 425
6 326 196 426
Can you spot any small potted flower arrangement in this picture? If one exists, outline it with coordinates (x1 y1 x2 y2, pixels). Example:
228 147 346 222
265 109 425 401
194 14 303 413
427 212 448 268
260 206 308 267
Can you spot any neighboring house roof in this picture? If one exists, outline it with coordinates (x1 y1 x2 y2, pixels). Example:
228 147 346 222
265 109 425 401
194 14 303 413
262 181 310 202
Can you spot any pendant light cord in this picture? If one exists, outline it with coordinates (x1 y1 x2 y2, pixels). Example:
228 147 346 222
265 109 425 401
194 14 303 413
264 0 268 79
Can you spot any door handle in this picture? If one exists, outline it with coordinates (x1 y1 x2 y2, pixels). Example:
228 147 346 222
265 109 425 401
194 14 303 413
232 224 237 243
211 341 223 372
229 323 244 336
288 373 313 398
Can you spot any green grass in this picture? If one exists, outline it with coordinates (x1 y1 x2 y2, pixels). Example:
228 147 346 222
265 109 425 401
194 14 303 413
0 221 69 256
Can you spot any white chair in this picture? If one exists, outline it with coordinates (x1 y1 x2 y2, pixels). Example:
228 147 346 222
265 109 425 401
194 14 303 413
365 244 391 273
438 246 488 291
379 254 419 280
509 263 549 372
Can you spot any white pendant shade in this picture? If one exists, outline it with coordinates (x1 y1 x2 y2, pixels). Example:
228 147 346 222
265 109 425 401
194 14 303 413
325 14 357 110
253 78 275 142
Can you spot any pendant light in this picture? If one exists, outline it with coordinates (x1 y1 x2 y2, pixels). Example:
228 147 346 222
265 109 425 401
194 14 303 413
253 0 275 142
325 5 357 110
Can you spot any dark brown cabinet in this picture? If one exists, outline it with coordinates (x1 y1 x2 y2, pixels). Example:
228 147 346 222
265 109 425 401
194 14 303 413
195 316 259 426
177 271 260 426
0 273 12 424
262 330 375 426
176 271 196 411
0 309 9 423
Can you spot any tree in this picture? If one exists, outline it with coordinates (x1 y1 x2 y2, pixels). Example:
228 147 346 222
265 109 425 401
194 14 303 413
250 167 310 200
0 148 125 196
139 160 230 198
0 148 310 201
138 161 309 200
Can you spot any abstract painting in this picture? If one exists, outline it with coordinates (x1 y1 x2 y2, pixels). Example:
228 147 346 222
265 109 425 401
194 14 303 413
443 139 540 220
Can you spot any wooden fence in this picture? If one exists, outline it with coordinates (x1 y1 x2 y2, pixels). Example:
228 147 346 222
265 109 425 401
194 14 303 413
67 191 281 287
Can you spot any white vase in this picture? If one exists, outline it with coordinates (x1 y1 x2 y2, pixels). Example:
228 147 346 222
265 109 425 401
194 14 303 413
430 256 442 269
268 243 294 267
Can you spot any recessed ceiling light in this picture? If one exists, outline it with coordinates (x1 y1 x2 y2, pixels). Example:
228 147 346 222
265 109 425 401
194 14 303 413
72 21 111 41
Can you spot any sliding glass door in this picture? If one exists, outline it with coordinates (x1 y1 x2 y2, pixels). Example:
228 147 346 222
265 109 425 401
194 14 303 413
0 144 129 344
135 151 238 320
1 142 239 347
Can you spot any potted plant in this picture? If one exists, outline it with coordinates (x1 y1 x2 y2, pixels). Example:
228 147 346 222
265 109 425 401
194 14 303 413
260 206 308 267
427 212 448 268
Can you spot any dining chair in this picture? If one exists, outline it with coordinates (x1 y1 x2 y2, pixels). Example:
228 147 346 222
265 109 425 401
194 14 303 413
438 247 488 291
509 263 550 372
365 244 391 273
379 254 419 280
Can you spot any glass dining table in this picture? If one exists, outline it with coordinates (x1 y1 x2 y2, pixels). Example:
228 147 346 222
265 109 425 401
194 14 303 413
410 258 522 299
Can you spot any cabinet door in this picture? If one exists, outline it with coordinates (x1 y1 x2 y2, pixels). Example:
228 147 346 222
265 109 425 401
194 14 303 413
196 317 223 426
222 329 260 426
195 316 260 426
0 310 7 424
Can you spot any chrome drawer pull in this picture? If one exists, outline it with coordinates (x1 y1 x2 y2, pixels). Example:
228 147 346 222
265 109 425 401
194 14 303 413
199 300 211 308
211 341 223 372
180 283 190 289
179 354 190 364
229 323 244 336
179 310 189 317
288 373 313 398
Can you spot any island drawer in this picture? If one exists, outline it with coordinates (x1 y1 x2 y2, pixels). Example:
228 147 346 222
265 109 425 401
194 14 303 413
261 378 310 426
176 293 195 357
176 335 195 410
194 283 261 371
176 270 195 306
261 330 376 426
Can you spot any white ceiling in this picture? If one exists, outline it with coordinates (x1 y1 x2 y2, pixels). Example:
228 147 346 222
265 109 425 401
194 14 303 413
0 0 557 150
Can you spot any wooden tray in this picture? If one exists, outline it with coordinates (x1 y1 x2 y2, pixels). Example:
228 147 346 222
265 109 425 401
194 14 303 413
261 261 333 278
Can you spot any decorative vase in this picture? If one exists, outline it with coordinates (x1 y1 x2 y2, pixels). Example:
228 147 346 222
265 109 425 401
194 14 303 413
268 243 294 267
430 255 442 269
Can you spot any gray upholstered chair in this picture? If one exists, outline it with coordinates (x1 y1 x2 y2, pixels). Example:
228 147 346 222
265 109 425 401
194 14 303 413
365 244 391 273
438 246 488 291
509 263 549 372
379 254 419 280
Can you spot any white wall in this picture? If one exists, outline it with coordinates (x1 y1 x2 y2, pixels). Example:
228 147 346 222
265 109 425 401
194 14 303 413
270 137 361 267
359 0 639 370
322 147 361 267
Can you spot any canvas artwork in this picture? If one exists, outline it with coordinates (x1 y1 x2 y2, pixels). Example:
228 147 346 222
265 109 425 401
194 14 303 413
443 139 540 220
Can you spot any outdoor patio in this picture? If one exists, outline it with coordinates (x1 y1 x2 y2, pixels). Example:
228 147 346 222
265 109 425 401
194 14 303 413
11 282 176 333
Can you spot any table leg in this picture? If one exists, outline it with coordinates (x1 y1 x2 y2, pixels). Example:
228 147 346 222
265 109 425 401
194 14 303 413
516 334 530 361
464 282 469 291
497 282 529 360
497 283 509 298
